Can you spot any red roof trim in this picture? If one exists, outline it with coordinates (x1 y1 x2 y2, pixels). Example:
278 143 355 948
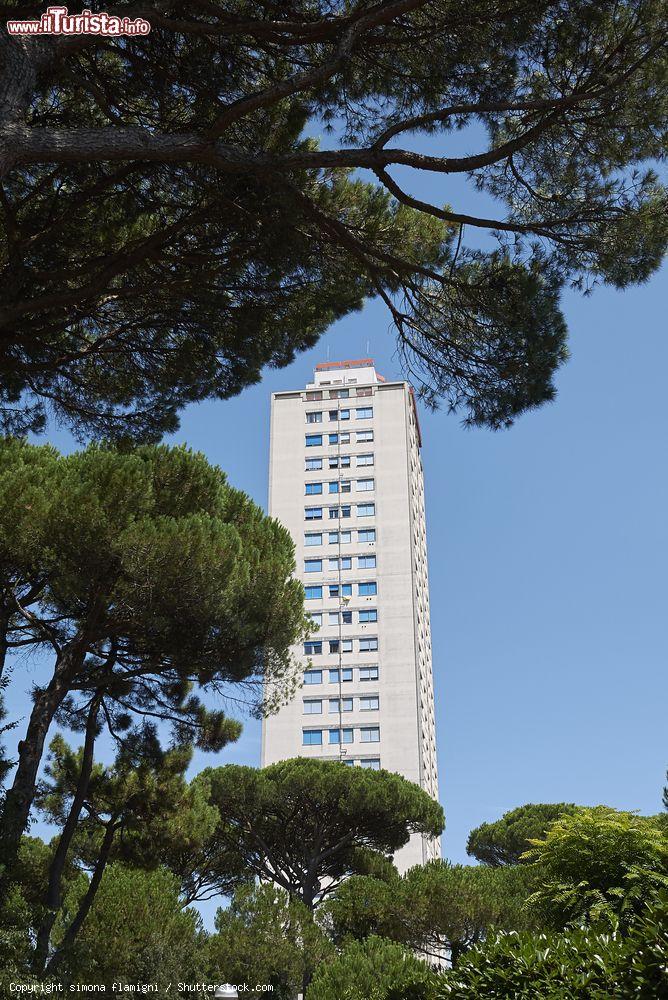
315 358 374 372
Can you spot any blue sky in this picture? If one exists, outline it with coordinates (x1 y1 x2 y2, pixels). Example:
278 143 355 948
4 128 667 925
158 261 667 874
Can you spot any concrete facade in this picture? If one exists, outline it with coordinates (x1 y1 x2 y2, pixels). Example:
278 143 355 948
262 359 439 870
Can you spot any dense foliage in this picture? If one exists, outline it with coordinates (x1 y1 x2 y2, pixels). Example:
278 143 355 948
438 891 668 998
57 865 207 989
523 806 668 929
194 758 445 909
308 935 438 1000
1 2 666 438
327 859 539 964
467 802 577 866
205 884 334 999
0 438 308 969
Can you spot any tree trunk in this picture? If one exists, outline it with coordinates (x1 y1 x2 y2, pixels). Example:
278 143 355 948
0 604 10 680
33 692 102 972
0 35 38 177
450 940 467 968
0 645 85 881
46 816 118 974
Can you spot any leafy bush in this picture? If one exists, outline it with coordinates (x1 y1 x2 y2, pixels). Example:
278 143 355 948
308 935 438 1000
523 806 668 928
618 890 668 998
437 927 624 998
437 890 668 999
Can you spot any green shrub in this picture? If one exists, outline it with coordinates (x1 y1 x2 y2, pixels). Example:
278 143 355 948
437 927 623 999
308 935 438 1000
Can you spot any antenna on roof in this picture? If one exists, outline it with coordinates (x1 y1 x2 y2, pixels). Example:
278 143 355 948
366 339 370 355
326 344 331 361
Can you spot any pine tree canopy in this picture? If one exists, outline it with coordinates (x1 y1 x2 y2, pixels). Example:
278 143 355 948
0 438 306 880
0 1 666 439
192 758 445 909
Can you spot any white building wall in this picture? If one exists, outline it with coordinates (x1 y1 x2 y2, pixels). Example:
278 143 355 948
262 360 439 871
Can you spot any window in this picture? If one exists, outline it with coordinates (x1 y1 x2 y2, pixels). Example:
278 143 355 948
305 391 322 401
303 730 323 745
329 697 353 713
356 430 374 443
328 639 352 655
305 457 322 471
358 555 376 569
357 503 375 517
356 407 373 419
328 611 339 625
328 530 351 544
358 582 377 596
304 559 322 573
329 432 350 445
357 479 374 492
359 609 378 622
329 728 354 744
360 696 379 711
341 505 351 518
340 480 352 493
359 758 380 769
329 583 352 598
329 456 350 469
304 585 323 600
306 411 323 423
305 532 322 546
358 529 376 543
328 481 339 494
309 612 322 627
331 388 349 398
303 699 322 714
341 610 353 625
356 387 372 397
356 454 374 466
339 409 350 420
304 641 323 655
359 666 379 681
305 482 322 495
359 638 378 652
328 506 339 519
360 727 380 743
305 507 323 520
328 410 338 421
330 668 353 683
306 434 322 447
329 556 351 570
303 669 322 685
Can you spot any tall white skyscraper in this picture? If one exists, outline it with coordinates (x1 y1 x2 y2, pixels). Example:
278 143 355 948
262 359 439 869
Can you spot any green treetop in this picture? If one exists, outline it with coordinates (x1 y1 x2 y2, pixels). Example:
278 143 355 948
0 439 307 883
523 805 668 929
32 726 224 974
1 1 666 439
467 803 578 866
327 859 540 966
56 864 207 990
205 883 334 1000
193 758 445 910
